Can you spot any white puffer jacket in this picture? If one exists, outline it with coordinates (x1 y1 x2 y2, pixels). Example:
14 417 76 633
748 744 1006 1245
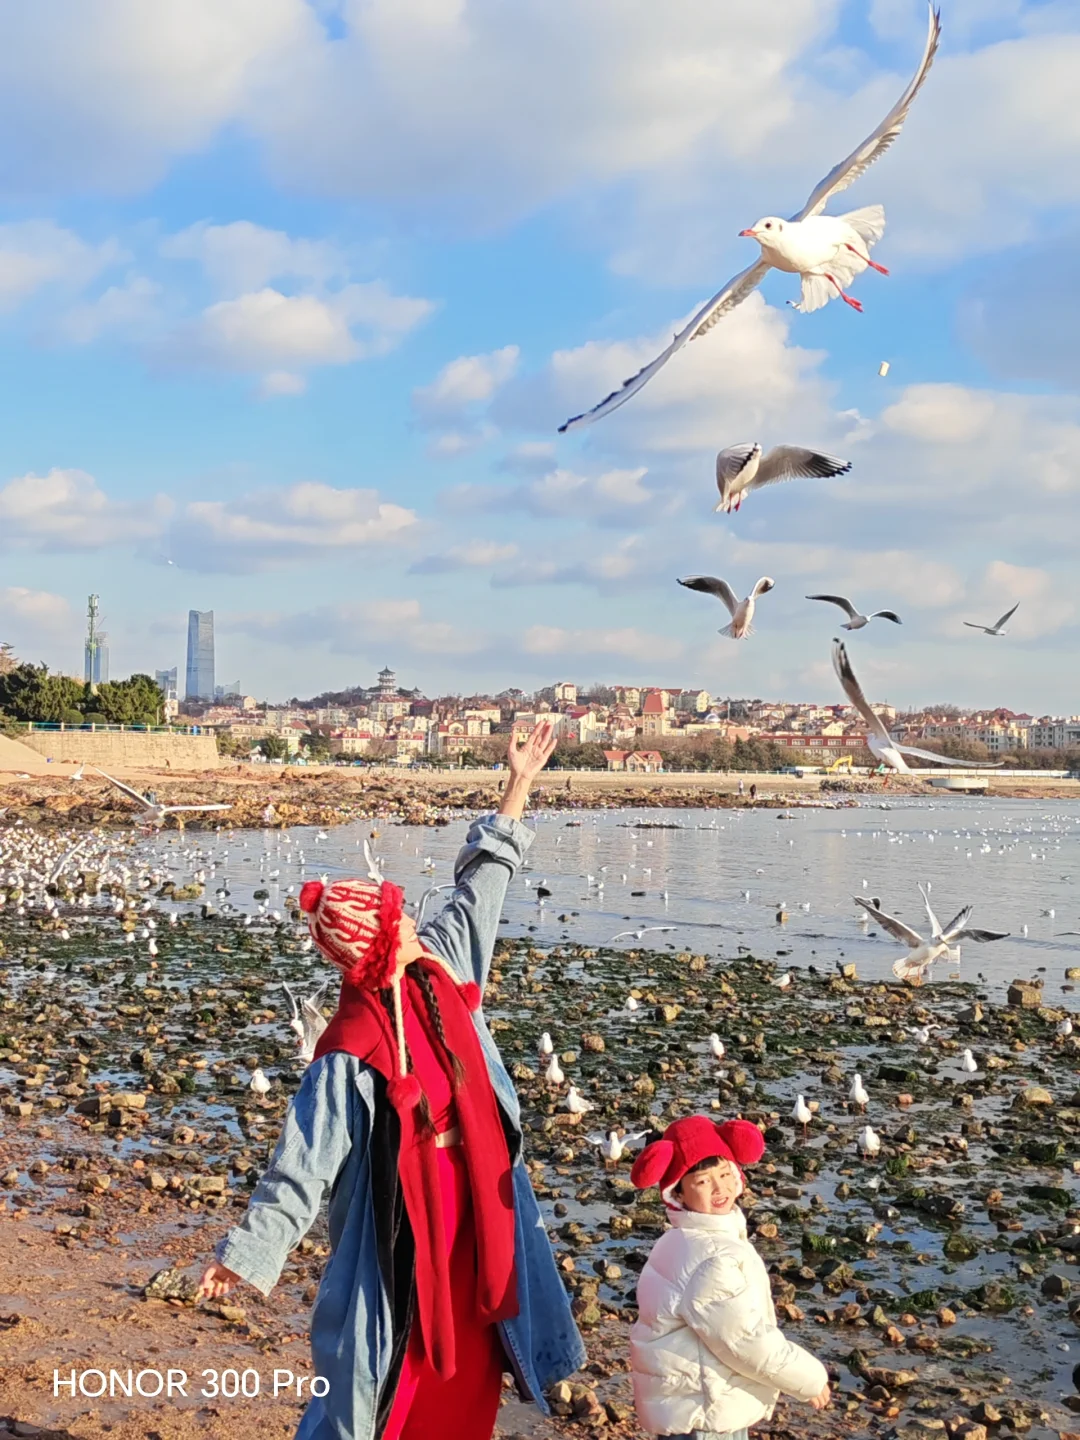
631 1207 827 1437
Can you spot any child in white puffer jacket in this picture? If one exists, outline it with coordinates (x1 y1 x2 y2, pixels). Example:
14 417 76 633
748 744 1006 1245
629 1115 830 1440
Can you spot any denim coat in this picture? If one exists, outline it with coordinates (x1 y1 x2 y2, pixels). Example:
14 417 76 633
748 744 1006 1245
215 814 586 1440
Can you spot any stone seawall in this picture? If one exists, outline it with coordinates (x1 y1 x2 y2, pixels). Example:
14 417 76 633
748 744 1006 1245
16 730 221 772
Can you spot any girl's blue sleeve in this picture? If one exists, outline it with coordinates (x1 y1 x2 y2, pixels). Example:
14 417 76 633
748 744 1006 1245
418 813 534 991
214 1051 362 1296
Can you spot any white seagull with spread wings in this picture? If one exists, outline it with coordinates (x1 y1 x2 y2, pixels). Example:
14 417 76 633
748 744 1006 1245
963 602 1019 636
832 639 1000 773
559 5 941 431
808 594 902 630
92 768 232 829
283 980 331 1064
679 575 775 639
715 444 852 513
855 884 1008 984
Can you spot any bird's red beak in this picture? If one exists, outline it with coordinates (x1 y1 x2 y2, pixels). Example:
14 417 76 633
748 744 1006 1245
739 228 756 238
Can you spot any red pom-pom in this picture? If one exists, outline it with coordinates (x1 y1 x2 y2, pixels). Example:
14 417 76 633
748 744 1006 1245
387 1074 422 1110
717 1119 765 1166
299 880 325 914
461 982 482 1012
630 1139 675 1190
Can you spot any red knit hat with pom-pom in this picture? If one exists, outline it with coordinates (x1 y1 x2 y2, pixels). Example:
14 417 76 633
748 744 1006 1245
631 1115 765 1202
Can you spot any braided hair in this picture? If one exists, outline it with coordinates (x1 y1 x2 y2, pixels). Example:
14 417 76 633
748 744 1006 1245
378 988 436 1137
414 962 467 1088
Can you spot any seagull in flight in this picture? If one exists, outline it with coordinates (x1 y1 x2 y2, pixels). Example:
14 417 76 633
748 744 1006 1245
963 602 1019 636
679 576 775 640
854 883 1008 984
92 768 232 829
609 926 676 943
282 980 331 1064
558 5 941 431
807 594 901 630
832 639 1002 773
715 444 851 513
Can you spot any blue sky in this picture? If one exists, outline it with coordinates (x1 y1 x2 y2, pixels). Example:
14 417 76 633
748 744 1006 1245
1 0 1078 711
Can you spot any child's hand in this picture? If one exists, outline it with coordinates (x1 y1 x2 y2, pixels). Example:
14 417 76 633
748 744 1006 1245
809 1383 831 1410
198 1261 240 1300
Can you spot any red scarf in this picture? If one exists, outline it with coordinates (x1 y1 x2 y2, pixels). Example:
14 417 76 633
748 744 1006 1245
313 958 518 1378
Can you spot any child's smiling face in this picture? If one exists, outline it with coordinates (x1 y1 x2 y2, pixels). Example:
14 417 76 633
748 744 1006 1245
678 1157 742 1214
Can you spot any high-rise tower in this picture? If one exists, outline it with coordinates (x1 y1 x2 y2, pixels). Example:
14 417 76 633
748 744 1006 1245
84 595 109 690
185 611 215 701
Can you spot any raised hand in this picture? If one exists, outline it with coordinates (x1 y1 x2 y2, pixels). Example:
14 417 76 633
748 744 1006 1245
500 718 558 821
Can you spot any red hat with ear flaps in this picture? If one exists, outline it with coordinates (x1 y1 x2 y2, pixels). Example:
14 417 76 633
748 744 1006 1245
630 1114 765 1195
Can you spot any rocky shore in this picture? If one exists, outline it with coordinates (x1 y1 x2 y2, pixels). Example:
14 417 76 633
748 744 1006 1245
4 847 1080 1440
0 769 865 832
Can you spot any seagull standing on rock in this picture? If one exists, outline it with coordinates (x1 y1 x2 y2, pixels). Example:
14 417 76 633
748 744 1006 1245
849 1073 869 1113
558 4 941 431
857 1124 882 1158
792 1094 812 1138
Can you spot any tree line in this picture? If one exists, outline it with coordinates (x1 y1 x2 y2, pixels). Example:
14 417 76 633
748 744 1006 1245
0 662 166 728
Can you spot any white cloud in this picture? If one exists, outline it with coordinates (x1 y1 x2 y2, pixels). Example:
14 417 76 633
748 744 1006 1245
0 468 168 550
0 221 121 312
445 465 660 525
503 294 842 454
50 275 162 344
257 370 308 398
0 0 307 193
160 220 347 293
413 345 520 419
171 482 418 571
153 281 433 377
521 624 682 663
0 586 73 637
228 597 482 657
410 540 519 574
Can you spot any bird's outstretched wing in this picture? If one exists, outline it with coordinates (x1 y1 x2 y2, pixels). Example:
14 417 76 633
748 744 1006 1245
792 3 942 222
808 594 858 620
93 767 151 808
164 804 233 813
678 576 738 615
949 923 1009 944
716 444 760 484
49 836 91 885
918 882 943 939
894 742 1004 769
756 448 853 486
854 895 924 948
832 638 892 744
282 982 300 1023
870 610 902 624
962 622 991 632
364 838 384 884
558 259 770 432
992 602 1020 630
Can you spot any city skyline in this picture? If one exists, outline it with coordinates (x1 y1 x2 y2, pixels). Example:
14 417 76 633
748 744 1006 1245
0 4 1076 709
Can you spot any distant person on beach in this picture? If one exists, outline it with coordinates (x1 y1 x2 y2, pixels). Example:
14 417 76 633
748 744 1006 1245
749 783 757 802
197 720 583 1440
737 779 744 797
629 1116 830 1440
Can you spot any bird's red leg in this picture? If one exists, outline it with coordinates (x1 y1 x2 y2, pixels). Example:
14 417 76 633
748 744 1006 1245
735 495 741 512
825 274 863 312
845 242 889 275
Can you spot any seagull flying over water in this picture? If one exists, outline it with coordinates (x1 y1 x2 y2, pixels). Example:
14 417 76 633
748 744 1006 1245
679 576 774 640
963 602 1019 637
807 594 902 630
715 444 851 514
587 1129 648 1164
833 639 1002 773
558 5 941 431
855 883 1008 984
283 980 330 1064
93 768 232 829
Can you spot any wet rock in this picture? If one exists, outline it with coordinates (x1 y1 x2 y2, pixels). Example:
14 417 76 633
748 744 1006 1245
1012 1085 1053 1108
1041 1273 1071 1299
1008 980 1043 1008
143 1267 201 1303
